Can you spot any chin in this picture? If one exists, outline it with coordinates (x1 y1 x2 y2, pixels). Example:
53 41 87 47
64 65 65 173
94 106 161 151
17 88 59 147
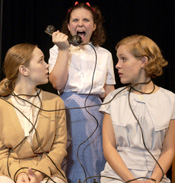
120 79 130 85
37 79 49 86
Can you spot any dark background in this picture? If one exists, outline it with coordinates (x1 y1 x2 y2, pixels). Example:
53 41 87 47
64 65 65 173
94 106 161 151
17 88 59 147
0 0 174 179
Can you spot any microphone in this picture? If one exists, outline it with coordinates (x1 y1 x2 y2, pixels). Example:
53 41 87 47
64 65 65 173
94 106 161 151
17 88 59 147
45 25 82 46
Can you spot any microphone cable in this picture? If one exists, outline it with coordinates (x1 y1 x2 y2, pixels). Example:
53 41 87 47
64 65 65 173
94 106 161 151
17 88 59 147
80 80 164 183
0 80 165 183
127 82 164 182
82 175 159 183
0 92 66 183
0 39 165 182
75 43 98 183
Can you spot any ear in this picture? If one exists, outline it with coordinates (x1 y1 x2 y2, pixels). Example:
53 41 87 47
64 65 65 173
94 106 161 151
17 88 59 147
140 56 148 68
93 23 96 31
19 65 29 77
67 23 71 32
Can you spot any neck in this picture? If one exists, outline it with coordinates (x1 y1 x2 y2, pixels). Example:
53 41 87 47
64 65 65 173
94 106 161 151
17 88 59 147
130 79 155 94
14 83 37 99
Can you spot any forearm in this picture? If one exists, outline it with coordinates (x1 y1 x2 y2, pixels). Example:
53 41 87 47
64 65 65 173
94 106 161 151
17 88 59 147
150 119 175 182
150 148 175 182
104 145 135 182
103 114 135 182
49 49 69 90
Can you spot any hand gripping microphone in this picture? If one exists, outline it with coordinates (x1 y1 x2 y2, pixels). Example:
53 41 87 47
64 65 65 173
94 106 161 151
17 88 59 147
45 25 82 46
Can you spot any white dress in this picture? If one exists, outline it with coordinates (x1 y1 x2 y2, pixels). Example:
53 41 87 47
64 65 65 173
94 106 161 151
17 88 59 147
99 87 175 183
48 43 116 183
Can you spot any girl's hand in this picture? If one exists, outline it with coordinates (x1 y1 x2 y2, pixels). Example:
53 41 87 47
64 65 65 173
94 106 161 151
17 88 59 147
52 30 69 50
28 167 43 183
16 172 30 183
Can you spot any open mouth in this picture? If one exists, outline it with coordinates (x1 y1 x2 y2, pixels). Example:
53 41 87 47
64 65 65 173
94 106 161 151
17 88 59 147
77 31 86 40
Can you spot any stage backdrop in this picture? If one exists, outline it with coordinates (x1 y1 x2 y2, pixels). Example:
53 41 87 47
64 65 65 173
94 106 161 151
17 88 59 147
0 0 175 92
0 0 174 179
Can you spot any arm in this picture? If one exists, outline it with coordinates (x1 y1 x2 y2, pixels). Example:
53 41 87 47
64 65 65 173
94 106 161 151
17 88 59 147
103 113 140 182
49 30 70 91
103 51 116 98
148 119 175 182
104 84 115 98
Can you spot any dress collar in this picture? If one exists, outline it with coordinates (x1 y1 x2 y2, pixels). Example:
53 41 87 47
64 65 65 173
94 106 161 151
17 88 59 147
69 42 95 52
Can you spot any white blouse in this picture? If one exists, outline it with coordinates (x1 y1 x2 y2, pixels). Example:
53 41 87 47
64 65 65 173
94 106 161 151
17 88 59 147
11 92 41 144
49 43 116 98
99 87 175 182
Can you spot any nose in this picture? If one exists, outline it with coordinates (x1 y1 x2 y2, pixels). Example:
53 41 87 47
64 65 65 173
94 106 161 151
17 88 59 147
115 61 121 70
78 20 83 26
44 61 49 69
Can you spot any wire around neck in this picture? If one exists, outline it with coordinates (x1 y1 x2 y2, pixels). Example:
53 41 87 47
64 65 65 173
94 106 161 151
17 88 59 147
129 79 156 95
12 89 41 98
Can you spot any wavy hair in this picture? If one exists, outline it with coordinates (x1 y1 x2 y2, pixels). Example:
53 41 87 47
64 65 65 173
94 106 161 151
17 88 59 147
116 35 168 78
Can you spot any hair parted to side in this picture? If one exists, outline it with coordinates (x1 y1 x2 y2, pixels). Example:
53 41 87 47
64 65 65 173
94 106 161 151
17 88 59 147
0 43 37 97
61 2 106 46
116 35 168 78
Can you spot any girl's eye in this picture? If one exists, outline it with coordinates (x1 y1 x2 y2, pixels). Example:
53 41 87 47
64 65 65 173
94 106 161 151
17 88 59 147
72 19 78 22
121 57 127 61
39 58 44 63
83 18 89 22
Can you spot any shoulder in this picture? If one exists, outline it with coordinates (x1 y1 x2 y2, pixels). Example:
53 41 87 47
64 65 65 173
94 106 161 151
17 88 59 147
158 87 175 101
0 95 11 105
100 87 128 113
106 87 128 99
96 46 112 55
103 87 128 105
41 90 64 105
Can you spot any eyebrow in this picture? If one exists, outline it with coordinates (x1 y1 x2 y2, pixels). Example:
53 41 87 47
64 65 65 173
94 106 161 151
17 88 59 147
117 54 126 57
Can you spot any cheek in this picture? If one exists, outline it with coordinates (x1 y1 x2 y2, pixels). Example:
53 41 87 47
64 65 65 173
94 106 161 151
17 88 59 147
31 67 45 76
87 24 95 32
68 23 76 32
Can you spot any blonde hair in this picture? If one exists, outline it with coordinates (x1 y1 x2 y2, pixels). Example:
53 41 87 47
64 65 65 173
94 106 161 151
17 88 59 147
0 43 37 96
116 35 168 78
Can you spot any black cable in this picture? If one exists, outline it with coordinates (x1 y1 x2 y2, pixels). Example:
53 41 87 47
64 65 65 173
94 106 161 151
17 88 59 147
80 80 165 183
9 80 154 113
1 81 165 183
33 92 66 179
0 47 165 183
76 43 98 183
2 96 41 179
82 175 159 183
0 42 98 183
127 84 164 182
1 93 65 182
